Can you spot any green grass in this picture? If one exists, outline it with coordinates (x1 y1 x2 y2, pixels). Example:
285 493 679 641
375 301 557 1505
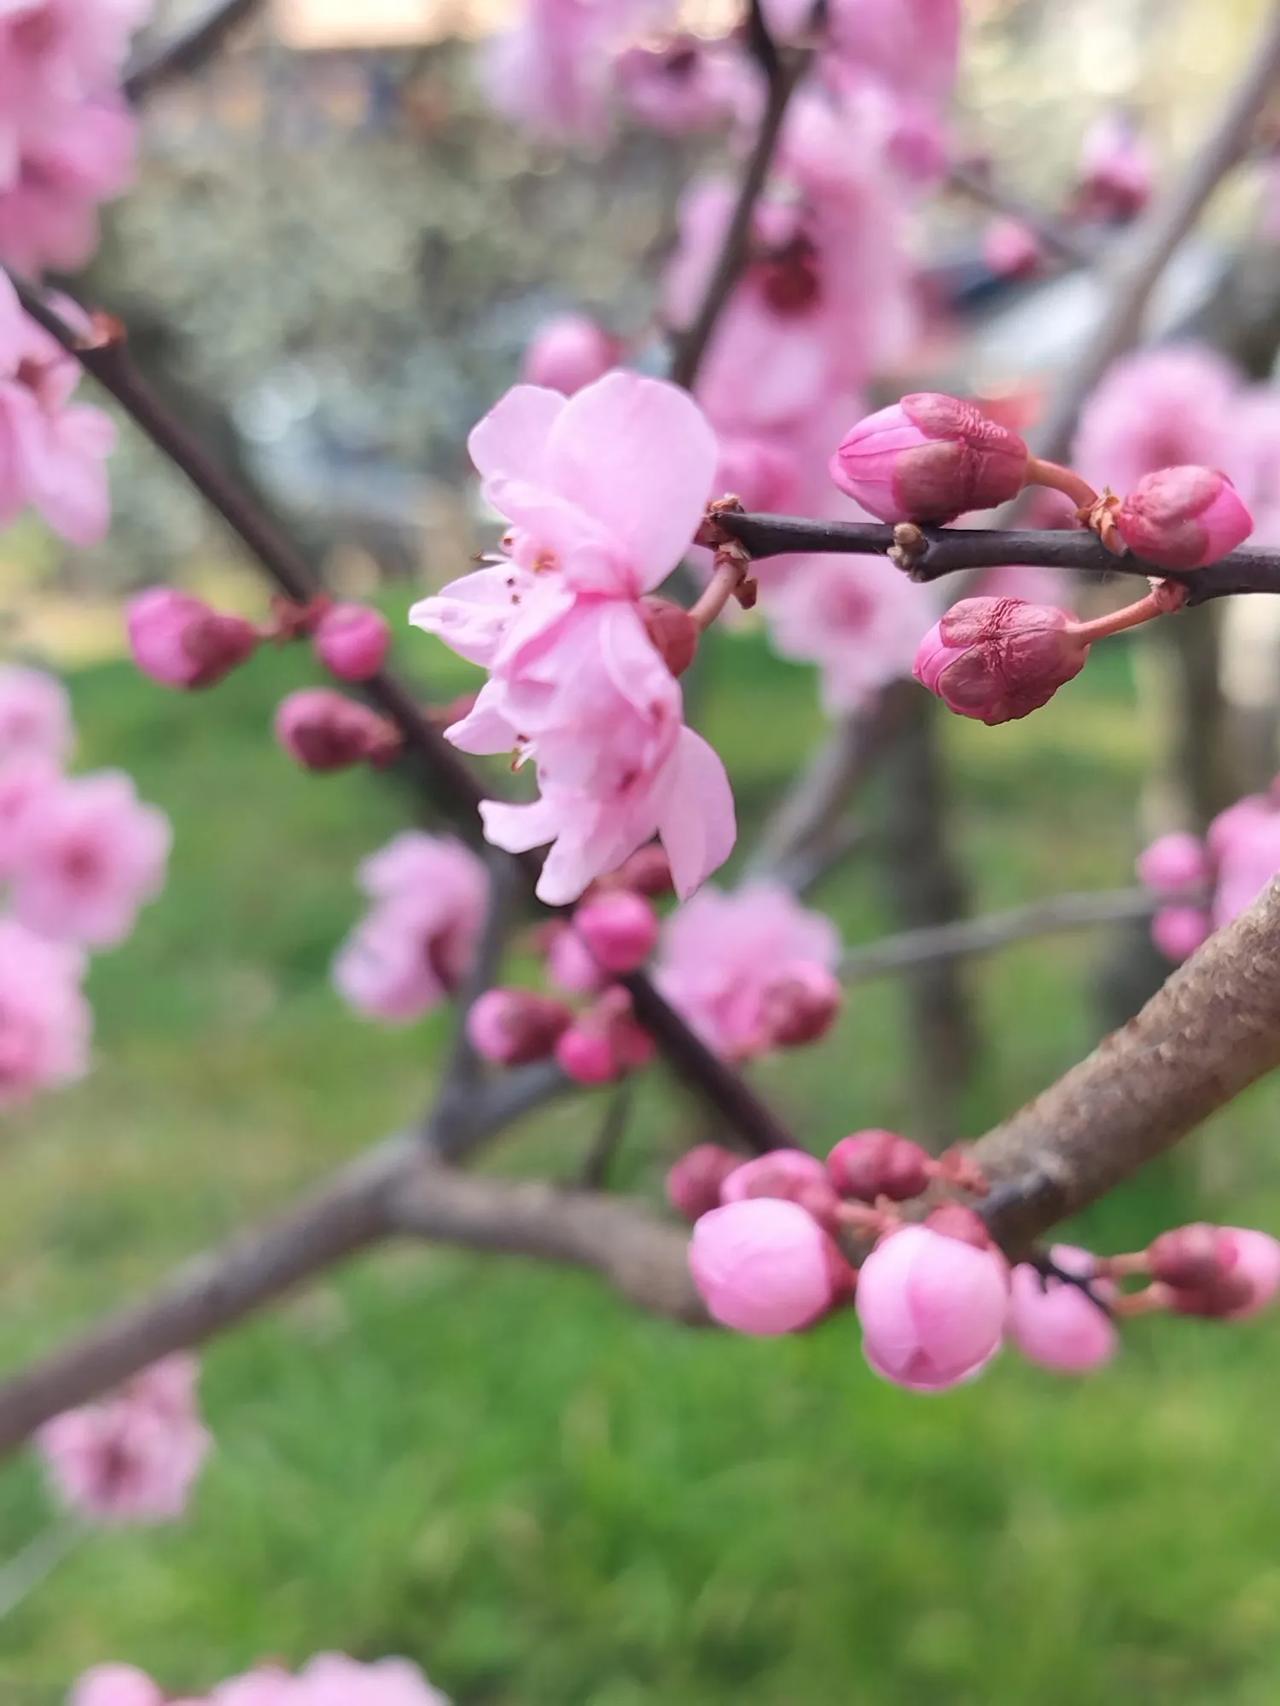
5 620 1280 1705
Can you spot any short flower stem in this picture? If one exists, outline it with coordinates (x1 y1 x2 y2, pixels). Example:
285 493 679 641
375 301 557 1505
689 556 746 632
1024 457 1100 512
1097 1251 1150 1280
1111 1283 1172 1317
1070 589 1179 645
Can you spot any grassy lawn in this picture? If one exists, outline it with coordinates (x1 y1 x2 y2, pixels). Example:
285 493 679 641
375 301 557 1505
4 612 1280 1705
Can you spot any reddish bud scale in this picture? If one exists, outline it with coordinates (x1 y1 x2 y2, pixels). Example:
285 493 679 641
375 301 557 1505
827 1130 931 1203
274 689 401 772
639 596 699 677
126 588 259 690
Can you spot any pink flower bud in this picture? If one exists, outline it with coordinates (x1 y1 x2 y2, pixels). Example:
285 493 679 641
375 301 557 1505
923 1202 995 1249
555 1024 617 1085
1076 112 1153 223
830 393 1030 524
914 597 1089 725
721 1147 830 1207
274 689 401 772
1208 794 1274 862
827 1130 930 1203
554 990 654 1084
666 1143 741 1221
544 921 610 995
126 588 258 690
982 217 1042 280
71 1667 164 1706
1007 1245 1117 1374
758 963 842 1048
1115 466 1253 569
608 843 673 897
689 1198 850 1334
856 1223 1009 1391
1151 905 1212 962
312 602 392 682
573 891 660 974
465 987 572 1066
1148 1223 1233 1290
521 314 616 395
639 595 699 677
1136 831 1209 896
1162 1228 1280 1320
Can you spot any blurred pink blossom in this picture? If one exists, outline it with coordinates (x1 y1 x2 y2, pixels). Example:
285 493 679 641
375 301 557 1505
0 661 74 763
0 916 89 1106
1006 1246 1117 1374
689 1197 850 1334
856 1222 1009 1391
1072 345 1245 497
521 313 616 395
71 1668 165 1706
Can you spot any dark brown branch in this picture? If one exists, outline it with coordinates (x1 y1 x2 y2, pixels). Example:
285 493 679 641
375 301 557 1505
13 280 787 1158
717 511 1280 606
122 0 264 100
669 45 807 390
973 876 1280 1251
1031 1 1280 466
841 887 1157 982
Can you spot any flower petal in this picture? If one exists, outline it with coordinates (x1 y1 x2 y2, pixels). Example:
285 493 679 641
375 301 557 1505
656 727 736 898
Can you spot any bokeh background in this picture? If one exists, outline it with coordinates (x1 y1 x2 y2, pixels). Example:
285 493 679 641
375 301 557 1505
6 0 1280 1701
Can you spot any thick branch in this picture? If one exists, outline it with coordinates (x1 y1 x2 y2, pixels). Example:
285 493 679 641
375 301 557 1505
1032 2 1280 466
842 888 1156 982
718 511 1280 605
973 876 1280 1250
122 0 263 100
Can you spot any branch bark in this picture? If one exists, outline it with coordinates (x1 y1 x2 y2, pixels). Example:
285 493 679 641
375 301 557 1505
122 0 264 100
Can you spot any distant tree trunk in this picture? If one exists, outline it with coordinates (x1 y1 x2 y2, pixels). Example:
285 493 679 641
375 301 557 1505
878 684 977 1140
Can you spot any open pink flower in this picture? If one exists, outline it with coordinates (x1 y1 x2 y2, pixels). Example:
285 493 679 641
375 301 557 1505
333 833 487 1023
0 95 137 276
411 373 734 904
655 881 841 1060
37 1354 211 1525
9 769 170 949
856 1223 1009 1391
1073 345 1245 498
0 752 59 875
0 662 74 762
0 917 89 1106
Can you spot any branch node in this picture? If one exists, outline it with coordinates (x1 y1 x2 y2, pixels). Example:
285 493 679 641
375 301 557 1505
888 522 929 577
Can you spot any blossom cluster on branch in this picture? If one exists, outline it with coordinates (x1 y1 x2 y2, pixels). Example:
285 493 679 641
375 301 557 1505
72 1652 450 1705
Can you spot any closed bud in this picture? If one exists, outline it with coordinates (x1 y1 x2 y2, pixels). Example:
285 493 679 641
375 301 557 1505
1136 831 1209 896
611 843 673 897
1147 1222 1234 1290
830 393 1029 524
758 963 842 1048
639 596 699 677
1154 1227 1280 1320
1151 905 1212 962
827 1129 930 1202
1115 466 1253 569
1007 1245 1117 1374
665 1143 740 1221
689 1198 851 1335
465 987 572 1066
914 596 1089 725
720 1149 836 1227
126 588 258 690
856 1223 1009 1390
924 1203 994 1249
521 313 616 395
274 689 401 772
555 989 654 1085
573 890 660 974
312 602 392 682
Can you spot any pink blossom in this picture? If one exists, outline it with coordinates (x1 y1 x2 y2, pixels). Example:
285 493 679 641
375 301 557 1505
465 986 571 1065
0 917 88 1105
827 1130 930 1203
543 919 609 995
1162 1227 1280 1320
313 602 392 682
830 394 1029 524
824 0 961 103
1207 792 1275 863
70 1668 165 1706
37 1354 211 1525
572 889 658 973
655 881 841 1061
410 373 734 905
0 95 137 276
0 752 59 875
614 36 750 135
914 596 1089 725
1074 111 1153 223
689 1198 849 1335
9 769 169 949
275 688 400 772
1136 830 1209 896
1115 466 1253 569
756 962 842 1048
1007 1246 1117 1374
521 313 617 394
0 662 73 762
1151 905 1212 962
665 1142 740 1221
296 1651 451 1705
720 1148 830 1207
1073 346 1245 498
856 1223 1009 1391
982 216 1042 279
482 0 663 139
126 587 260 690
762 550 937 713
1212 808 1280 928
554 988 654 1084
0 305 116 544
333 834 487 1023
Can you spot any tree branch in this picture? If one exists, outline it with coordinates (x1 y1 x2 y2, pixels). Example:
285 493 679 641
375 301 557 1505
122 0 264 100
1031 1 1280 466
948 161 1093 269
841 887 1157 983
717 511 1280 605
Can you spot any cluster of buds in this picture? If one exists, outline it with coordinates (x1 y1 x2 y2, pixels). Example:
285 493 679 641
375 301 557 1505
1137 775 1280 962
671 1131 1280 1389
827 392 1254 728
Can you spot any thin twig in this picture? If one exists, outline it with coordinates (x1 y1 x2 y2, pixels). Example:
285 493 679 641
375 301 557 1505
717 511 1280 605
577 1083 634 1189
1032 1 1280 466
841 888 1158 982
122 0 264 100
